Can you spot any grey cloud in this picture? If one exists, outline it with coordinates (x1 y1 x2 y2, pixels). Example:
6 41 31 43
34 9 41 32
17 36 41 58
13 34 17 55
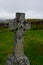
0 0 43 18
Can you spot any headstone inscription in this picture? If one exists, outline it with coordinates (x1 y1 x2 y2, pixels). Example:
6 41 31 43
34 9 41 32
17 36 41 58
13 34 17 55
6 13 30 65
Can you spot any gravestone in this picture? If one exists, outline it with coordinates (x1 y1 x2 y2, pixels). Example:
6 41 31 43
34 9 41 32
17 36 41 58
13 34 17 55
6 13 30 65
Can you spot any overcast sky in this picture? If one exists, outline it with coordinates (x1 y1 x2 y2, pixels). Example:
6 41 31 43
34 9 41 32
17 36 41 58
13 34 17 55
0 0 43 19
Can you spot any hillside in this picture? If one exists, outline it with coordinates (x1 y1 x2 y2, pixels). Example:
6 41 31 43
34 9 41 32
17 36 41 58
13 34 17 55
27 19 43 22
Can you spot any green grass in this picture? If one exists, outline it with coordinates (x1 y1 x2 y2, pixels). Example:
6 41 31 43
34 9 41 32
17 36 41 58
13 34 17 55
0 28 14 65
0 28 43 65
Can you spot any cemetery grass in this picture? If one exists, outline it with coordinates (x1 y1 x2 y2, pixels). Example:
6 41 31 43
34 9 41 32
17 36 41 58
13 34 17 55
0 28 43 65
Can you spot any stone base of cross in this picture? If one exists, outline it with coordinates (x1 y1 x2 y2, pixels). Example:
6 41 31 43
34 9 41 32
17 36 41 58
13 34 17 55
6 13 30 65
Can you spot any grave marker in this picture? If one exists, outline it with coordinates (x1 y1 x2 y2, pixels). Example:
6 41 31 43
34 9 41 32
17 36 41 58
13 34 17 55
6 13 30 65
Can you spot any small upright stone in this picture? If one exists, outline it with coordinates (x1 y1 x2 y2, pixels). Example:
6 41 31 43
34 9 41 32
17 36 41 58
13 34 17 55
6 12 30 65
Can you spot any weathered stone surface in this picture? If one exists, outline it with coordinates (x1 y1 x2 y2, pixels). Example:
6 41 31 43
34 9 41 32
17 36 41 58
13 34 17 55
6 55 17 65
6 55 30 65
6 13 30 65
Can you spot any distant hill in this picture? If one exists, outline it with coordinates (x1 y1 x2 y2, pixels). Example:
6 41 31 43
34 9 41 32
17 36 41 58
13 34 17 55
27 19 43 22
0 19 14 23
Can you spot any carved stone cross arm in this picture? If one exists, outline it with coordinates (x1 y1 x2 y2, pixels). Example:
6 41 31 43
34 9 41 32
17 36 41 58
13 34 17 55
23 20 30 31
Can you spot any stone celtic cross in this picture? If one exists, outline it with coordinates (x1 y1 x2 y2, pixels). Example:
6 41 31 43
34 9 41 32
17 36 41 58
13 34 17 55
6 13 30 65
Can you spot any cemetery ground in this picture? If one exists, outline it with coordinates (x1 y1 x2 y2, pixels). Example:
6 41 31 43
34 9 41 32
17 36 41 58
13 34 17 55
0 28 43 65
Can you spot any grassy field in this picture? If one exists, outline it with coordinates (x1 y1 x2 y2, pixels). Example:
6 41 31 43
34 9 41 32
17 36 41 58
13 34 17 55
0 28 43 65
